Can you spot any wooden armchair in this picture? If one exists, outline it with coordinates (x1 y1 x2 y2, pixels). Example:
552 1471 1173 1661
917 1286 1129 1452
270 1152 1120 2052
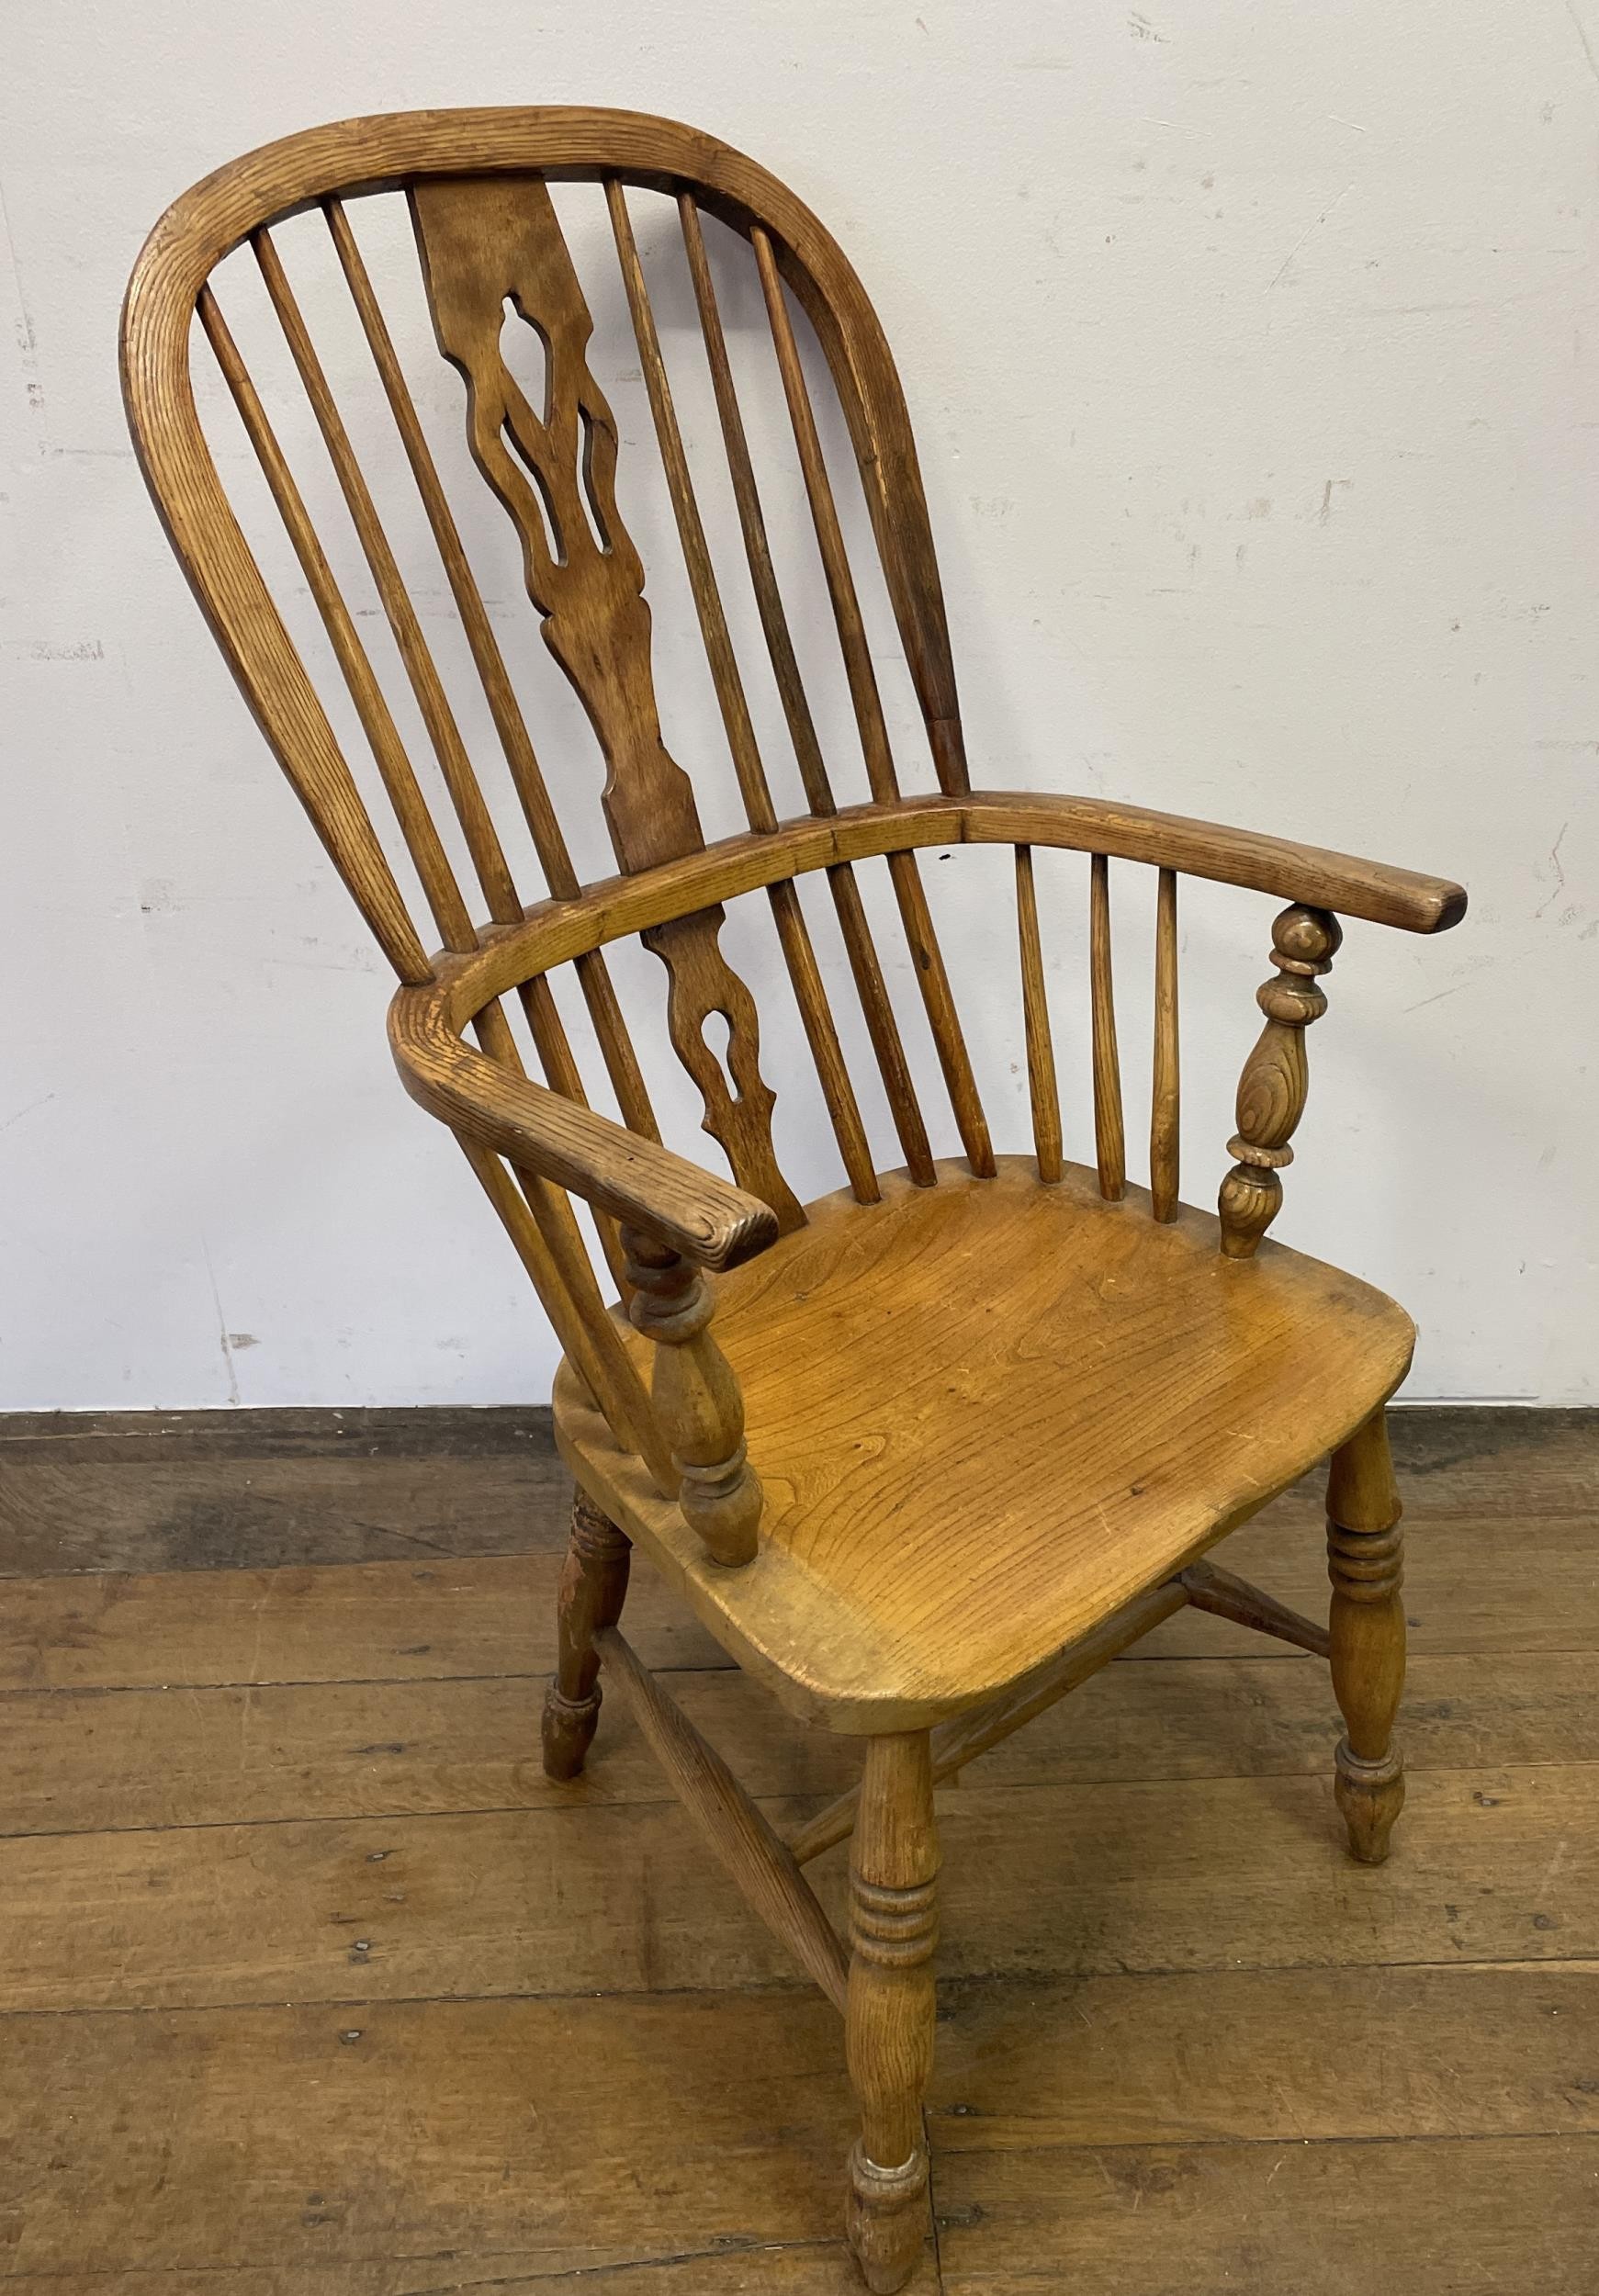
123 109 1467 2293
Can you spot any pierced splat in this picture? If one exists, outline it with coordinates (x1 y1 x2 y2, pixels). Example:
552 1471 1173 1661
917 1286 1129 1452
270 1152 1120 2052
411 174 800 1228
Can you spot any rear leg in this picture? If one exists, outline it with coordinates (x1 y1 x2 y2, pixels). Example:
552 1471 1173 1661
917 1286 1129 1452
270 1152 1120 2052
541 1488 631 1782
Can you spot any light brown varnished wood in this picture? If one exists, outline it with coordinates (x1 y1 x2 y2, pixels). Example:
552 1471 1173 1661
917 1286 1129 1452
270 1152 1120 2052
1013 845 1062 1184
622 1226 762 1567
593 1623 850 2011
540 1486 631 1781
122 109 1471 2293
1219 903 1341 1257
1327 1405 1407 1862
754 221 993 1178
1150 864 1179 1220
1179 1556 1332 1657
324 194 660 1142
845 1731 938 2290
555 1158 1415 1732
787 1572 1188 1864
410 171 802 1229
1088 852 1125 1199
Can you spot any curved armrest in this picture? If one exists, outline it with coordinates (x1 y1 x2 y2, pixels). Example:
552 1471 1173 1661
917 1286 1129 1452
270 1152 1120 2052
962 793 1467 935
388 989 780 1271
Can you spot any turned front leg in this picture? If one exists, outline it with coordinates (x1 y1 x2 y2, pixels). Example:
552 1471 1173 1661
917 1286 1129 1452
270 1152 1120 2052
1327 1408 1406 1863
541 1489 632 1782
846 1731 939 2294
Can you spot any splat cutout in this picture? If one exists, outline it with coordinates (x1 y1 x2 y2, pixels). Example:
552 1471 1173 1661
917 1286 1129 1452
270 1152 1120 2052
411 174 800 1228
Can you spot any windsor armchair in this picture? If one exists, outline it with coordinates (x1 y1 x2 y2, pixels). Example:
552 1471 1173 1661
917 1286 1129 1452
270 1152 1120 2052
123 109 1467 2292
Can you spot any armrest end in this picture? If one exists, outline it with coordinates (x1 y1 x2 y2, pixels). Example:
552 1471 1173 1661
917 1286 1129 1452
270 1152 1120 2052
389 990 780 1271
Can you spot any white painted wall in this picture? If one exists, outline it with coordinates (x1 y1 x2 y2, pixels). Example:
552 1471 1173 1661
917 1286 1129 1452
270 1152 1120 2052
2 0 1594 1410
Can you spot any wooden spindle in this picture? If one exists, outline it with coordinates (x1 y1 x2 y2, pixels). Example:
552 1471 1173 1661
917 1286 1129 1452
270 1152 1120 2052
197 287 471 954
253 228 521 927
459 1140 666 1484
681 197 932 1188
1218 905 1342 1257
753 226 897 804
514 974 630 1292
595 1624 849 2011
769 880 881 1203
253 233 636 1279
623 1227 762 1566
606 179 775 834
828 864 936 1187
1088 854 1125 1200
679 192 834 817
754 226 992 1180
607 182 875 1203
1150 866 1179 1221
1014 846 1062 1183
325 197 660 1147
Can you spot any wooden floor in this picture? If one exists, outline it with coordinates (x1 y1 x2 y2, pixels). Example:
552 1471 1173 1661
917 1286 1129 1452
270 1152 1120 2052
3 1405 1596 2292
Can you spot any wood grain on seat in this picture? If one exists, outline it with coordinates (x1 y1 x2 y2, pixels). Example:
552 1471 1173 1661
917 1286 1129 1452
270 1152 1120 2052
556 1159 1413 1731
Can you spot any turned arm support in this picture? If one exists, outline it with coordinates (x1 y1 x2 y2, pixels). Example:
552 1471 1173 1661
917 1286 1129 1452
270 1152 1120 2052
1219 904 1341 1257
388 991 779 1271
623 1225 764 1565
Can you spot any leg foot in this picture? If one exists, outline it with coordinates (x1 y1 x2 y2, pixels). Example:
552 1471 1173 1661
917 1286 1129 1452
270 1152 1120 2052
846 2144 929 2294
845 1732 938 2293
1334 1739 1406 1865
1327 1409 1405 1864
541 1489 631 1784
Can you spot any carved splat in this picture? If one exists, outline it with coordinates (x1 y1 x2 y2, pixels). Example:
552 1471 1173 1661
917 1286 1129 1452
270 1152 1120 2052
411 175 800 1227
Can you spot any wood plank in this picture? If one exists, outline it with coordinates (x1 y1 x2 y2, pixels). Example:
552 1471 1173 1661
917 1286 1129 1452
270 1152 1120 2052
5 1969 1589 2286
931 1962 1599 2147
6 1648 1594 1840
0 1417 569 1577
0 1553 726 1694
2 1406 1590 1582
0 2259 903 2296
0 1989 918 2285
5 1763 1594 2014
10 1479 1589 1707
935 2134 1599 2293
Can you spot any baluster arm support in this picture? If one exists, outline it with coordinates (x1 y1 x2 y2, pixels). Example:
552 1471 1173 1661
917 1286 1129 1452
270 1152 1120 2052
623 1224 765 1566
1219 905 1342 1257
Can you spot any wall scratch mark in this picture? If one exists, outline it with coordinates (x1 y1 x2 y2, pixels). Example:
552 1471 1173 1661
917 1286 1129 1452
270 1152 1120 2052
199 1232 242 1408
1535 821 1569 918
1265 183 1355 296
1563 0 1599 86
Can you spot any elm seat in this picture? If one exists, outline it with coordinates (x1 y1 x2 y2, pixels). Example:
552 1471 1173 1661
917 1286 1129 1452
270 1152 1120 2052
555 1156 1415 1731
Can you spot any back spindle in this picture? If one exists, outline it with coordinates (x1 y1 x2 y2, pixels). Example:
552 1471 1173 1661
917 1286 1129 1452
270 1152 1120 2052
1088 854 1126 1200
754 225 994 1183
1150 867 1179 1221
324 197 661 1148
1014 847 1062 1184
605 181 877 1208
681 194 934 1191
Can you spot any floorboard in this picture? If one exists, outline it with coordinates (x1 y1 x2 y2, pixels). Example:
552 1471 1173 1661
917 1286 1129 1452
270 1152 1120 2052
2 1403 1594 2289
